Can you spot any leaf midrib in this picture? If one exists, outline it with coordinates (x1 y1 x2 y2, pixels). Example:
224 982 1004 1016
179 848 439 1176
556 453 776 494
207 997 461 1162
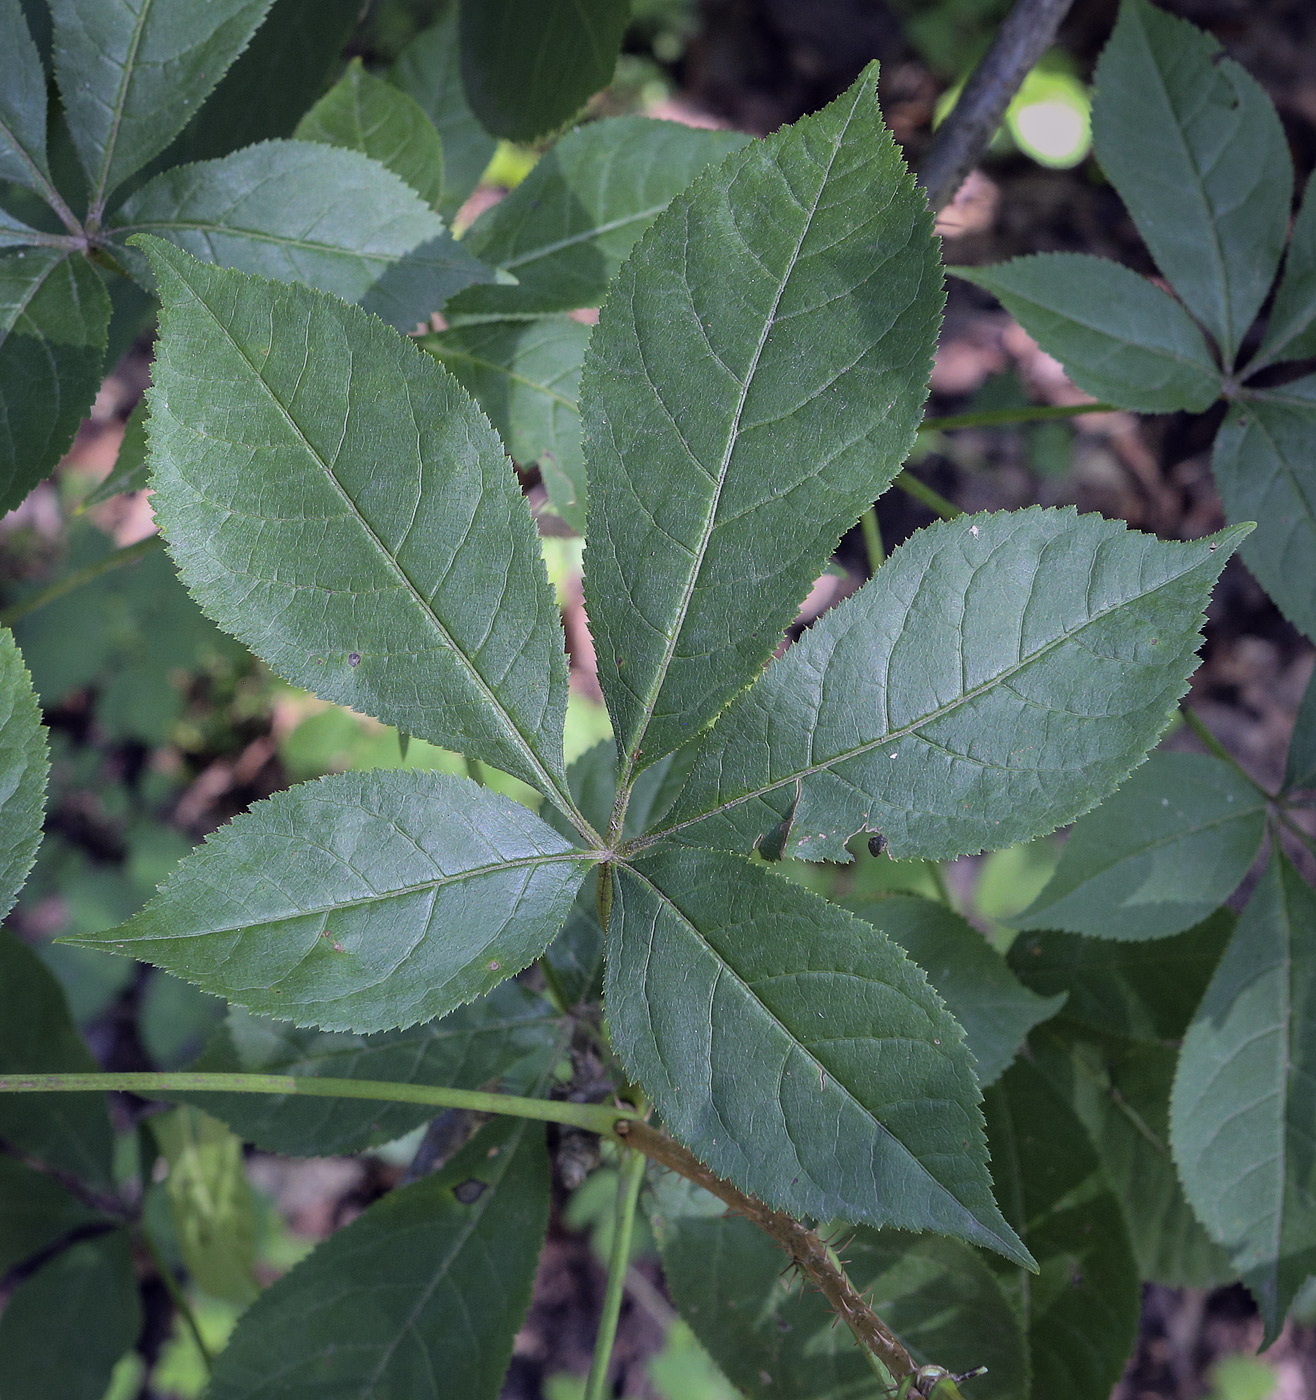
111 217 442 263
425 341 577 409
90 0 155 215
487 202 670 274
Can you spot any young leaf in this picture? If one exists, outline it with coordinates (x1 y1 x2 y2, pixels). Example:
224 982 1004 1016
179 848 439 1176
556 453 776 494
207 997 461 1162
0 248 110 514
136 238 574 803
1013 751 1267 940
49 0 272 210
1171 850 1316 1338
848 894 1064 1086
111 142 492 332
422 316 591 531
390 6 497 221
651 1174 1028 1400
0 628 48 922
184 981 561 1156
295 58 445 211
1285 664 1316 794
0 1232 141 1400
1256 172 1316 370
656 510 1246 864
0 1156 101 1276
609 846 1031 1265
459 0 630 142
952 255 1220 412
583 66 941 777
67 771 594 1033
449 117 751 317
0 0 53 200
206 1115 549 1400
1091 0 1293 365
1212 380 1316 641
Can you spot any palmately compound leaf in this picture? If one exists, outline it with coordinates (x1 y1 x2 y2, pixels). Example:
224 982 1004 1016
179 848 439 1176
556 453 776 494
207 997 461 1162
206 1116 548 1400
1212 378 1316 642
952 255 1221 413
0 0 54 200
50 0 272 209
67 771 594 1034
653 509 1246 864
1013 751 1267 940
608 846 1031 1265
136 236 575 806
1257 172 1316 369
0 248 110 514
449 117 751 317
1171 851 1316 1339
112 142 492 332
583 64 941 780
0 628 48 922
1091 0 1293 366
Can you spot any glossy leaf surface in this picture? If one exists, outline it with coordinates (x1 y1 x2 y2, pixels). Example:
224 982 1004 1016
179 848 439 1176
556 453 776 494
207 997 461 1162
1091 0 1292 364
0 0 52 198
136 239 572 799
0 628 47 921
1171 851 1316 1337
1258 172 1316 368
207 1116 549 1400
953 255 1220 412
658 510 1243 863
583 67 941 773
1014 751 1266 939
609 847 1029 1263
70 771 592 1033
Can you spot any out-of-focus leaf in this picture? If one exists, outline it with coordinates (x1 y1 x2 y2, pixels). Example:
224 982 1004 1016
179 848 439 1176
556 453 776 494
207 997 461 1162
0 1156 101 1275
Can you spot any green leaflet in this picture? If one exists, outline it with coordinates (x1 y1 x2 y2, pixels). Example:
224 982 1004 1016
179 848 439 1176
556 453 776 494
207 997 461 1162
1212 380 1316 642
1013 751 1267 940
847 895 1064 1086
655 510 1246 864
49 0 272 211
1091 0 1292 365
459 0 630 142
1257 172 1316 368
1171 851 1316 1338
0 247 110 514
651 1174 1027 1400
985 1060 1141 1400
0 628 48 921
136 237 573 802
112 141 493 332
206 1115 549 1400
68 770 593 1033
582 65 941 778
0 1156 101 1276
608 846 1030 1265
450 117 751 317
79 395 148 506
390 6 496 221
952 255 1220 413
296 58 445 211
185 981 561 1156
1285 665 1316 793
421 316 592 531
0 0 53 199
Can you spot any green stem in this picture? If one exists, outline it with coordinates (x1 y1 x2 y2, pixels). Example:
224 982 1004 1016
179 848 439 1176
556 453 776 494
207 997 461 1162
139 1224 214 1371
861 506 885 575
892 471 961 521
1180 706 1277 802
1 535 161 627
584 1142 647 1400
923 859 954 908
538 955 573 1016
0 1072 638 1137
918 401 1115 433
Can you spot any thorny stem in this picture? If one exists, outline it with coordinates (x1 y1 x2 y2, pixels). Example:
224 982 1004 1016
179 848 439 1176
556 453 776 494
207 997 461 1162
0 535 162 627
140 1224 214 1371
584 1139 648 1400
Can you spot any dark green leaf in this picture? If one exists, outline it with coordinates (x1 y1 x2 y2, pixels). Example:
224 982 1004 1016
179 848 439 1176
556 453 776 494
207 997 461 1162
295 58 444 211
652 1173 1027 1400
609 847 1030 1264
112 142 492 332
459 0 630 142
50 0 271 208
1285 663 1316 793
0 628 47 922
985 1060 1141 1400
953 255 1220 412
848 894 1064 1086
135 238 573 801
583 66 941 774
1091 0 1293 365
0 0 53 200
0 207 44 247
79 396 148 506
206 1116 549 1400
0 1231 141 1400
0 247 109 514
657 510 1244 863
1171 850 1316 1338
450 117 751 317
69 770 592 1033
1013 751 1267 939
0 1156 101 1276
1212 382 1316 641
422 316 591 530
0 928 113 1187
186 981 560 1156
1257 172 1316 369
390 6 496 221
